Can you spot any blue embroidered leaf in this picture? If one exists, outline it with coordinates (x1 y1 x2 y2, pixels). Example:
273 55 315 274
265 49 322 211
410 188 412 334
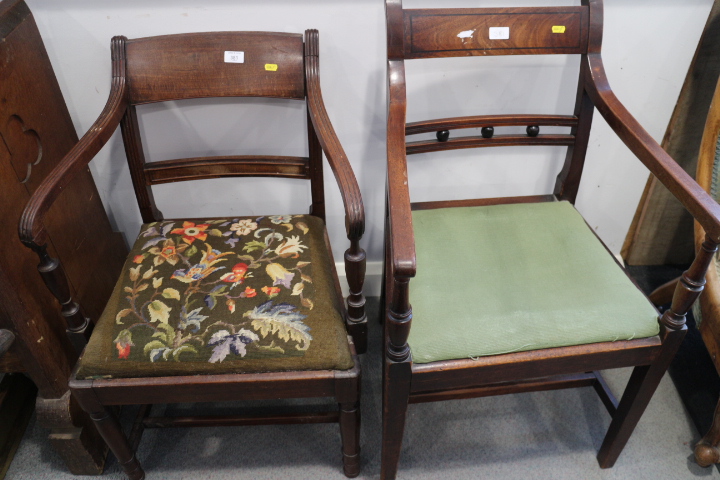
222 230 234 237
204 295 216 310
225 237 239 248
179 306 209 331
208 329 259 363
141 237 166 250
161 223 174 236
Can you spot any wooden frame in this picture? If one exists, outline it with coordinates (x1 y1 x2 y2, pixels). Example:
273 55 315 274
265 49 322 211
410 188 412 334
19 30 365 479
382 1 720 479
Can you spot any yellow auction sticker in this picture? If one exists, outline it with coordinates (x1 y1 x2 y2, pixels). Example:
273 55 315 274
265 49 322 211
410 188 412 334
265 64 278 71
552 26 566 33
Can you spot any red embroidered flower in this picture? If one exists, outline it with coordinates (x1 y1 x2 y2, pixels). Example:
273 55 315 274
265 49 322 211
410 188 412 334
245 287 257 298
220 263 249 284
113 330 134 360
133 254 145 264
171 221 210 244
116 343 131 359
262 286 281 298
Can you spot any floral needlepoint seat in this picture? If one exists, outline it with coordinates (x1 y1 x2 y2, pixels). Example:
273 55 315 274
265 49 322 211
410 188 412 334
77 214 354 379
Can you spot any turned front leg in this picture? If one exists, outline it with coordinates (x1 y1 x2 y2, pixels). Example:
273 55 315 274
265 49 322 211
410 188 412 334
28 242 92 354
344 238 367 353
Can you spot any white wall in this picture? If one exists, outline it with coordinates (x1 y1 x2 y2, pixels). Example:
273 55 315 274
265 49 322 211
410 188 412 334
26 0 713 294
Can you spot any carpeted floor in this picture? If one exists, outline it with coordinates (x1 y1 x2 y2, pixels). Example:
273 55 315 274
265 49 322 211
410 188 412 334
6 297 720 479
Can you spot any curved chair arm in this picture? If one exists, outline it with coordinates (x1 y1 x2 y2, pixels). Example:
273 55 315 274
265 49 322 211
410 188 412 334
19 76 127 247
386 60 416 280
0 329 14 359
585 53 720 243
304 30 364 242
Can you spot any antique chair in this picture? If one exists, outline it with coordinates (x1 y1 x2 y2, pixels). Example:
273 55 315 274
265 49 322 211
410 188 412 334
382 0 720 478
19 30 366 479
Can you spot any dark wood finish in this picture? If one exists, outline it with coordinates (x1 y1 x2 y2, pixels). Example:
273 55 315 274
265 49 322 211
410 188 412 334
142 412 340 428
144 155 311 184
125 32 305 104
403 7 589 59
411 194 554 211
406 133 575 155
405 114 577 135
1 0 126 474
382 0 713 478
21 29 365 479
0 374 36 480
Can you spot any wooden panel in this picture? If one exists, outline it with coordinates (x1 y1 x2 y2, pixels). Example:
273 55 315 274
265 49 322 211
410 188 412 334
411 194 554 211
406 133 575 155
145 155 310 184
406 114 577 135
404 7 589 59
410 336 662 393
127 32 305 104
87 370 338 405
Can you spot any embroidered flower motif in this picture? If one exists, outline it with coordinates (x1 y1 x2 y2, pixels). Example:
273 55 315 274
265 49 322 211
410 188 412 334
220 263 249 285
275 236 307 258
268 215 293 224
262 286 281 298
114 330 134 359
171 221 210 244
148 238 188 266
229 219 258 236
171 244 231 283
133 255 145 264
266 263 294 289
245 286 257 298
208 329 260 363
178 306 209 332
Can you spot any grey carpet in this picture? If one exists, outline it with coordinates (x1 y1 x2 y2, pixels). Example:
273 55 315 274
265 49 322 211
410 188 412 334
6 298 718 479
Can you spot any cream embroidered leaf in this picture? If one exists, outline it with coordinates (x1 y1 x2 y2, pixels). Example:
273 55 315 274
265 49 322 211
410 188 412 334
244 301 312 350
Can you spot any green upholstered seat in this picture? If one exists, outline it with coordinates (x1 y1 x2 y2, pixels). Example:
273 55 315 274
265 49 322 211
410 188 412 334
407 201 660 364
77 214 353 379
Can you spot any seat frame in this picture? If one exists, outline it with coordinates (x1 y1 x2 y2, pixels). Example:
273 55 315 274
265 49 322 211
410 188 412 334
382 1 720 479
19 30 365 479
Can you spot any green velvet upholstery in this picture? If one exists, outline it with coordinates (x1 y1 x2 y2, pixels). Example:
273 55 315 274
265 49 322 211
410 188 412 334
77 214 353 379
407 201 660 364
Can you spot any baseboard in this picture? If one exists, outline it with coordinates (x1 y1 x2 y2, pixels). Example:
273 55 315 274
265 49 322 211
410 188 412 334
336 260 383 298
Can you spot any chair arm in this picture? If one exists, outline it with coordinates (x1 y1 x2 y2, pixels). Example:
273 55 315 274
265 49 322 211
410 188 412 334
0 329 14 359
386 60 416 279
585 53 720 242
19 77 127 247
304 31 364 241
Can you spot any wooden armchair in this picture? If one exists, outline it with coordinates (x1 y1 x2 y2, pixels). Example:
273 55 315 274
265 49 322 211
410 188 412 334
382 1 720 478
19 30 365 479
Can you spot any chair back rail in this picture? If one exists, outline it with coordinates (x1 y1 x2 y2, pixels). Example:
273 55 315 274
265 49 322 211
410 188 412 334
125 32 305 104
144 155 311 184
403 7 590 59
405 114 578 135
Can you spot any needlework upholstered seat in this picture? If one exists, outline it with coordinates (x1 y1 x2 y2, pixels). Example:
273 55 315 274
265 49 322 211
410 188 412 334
77 214 353 379
19 30 366 480
408 201 659 364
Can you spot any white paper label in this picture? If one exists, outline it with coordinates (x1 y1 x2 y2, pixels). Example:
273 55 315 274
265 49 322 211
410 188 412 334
224 51 244 63
489 27 510 40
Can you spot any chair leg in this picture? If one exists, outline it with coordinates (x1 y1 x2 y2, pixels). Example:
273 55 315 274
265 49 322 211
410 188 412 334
597 328 685 468
695 397 720 466
339 401 361 477
71 387 145 480
381 359 412 480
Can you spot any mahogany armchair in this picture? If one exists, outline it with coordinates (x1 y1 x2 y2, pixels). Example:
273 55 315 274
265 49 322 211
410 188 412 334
19 30 365 479
382 1 720 478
